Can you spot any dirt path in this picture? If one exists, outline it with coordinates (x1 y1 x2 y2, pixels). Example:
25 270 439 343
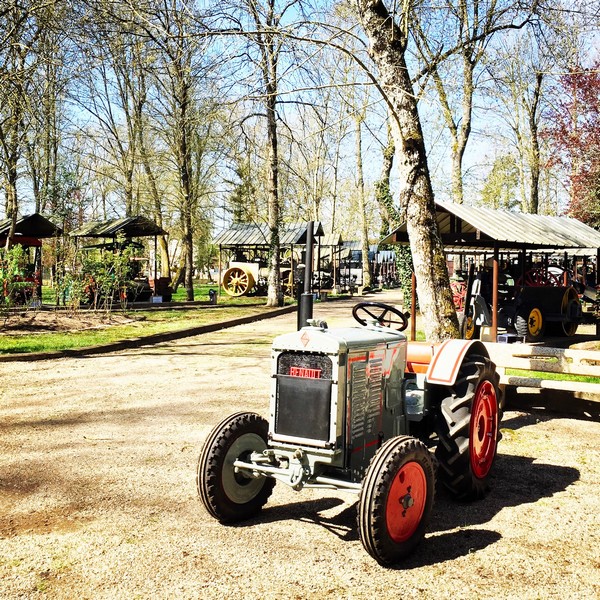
1 291 599 599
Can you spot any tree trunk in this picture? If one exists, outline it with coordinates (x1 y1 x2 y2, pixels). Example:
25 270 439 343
357 0 459 341
265 88 282 307
138 123 171 277
4 178 18 250
527 72 543 214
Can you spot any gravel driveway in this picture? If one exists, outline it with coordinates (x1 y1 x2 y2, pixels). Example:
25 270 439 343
1 291 599 599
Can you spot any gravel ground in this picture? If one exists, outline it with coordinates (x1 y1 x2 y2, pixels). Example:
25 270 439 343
1 291 599 599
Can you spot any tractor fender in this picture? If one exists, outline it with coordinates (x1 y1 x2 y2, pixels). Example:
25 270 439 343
425 339 489 386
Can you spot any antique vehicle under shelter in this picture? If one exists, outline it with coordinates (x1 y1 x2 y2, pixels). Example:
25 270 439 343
381 201 600 342
71 215 169 303
213 222 332 297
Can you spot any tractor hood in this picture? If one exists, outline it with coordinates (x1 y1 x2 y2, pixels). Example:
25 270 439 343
272 324 406 354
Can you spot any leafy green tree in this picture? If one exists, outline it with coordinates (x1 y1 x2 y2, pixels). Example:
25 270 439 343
0 245 31 312
480 154 520 210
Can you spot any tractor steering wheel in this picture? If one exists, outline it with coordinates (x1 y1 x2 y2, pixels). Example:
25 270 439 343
352 301 409 332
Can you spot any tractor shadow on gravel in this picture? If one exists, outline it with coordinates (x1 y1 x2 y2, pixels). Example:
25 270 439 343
410 453 580 568
240 452 579 568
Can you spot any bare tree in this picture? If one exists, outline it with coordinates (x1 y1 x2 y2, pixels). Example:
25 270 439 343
74 4 141 217
353 109 373 289
485 8 586 214
149 5 205 300
487 34 546 213
411 0 539 205
24 1 72 216
239 0 304 307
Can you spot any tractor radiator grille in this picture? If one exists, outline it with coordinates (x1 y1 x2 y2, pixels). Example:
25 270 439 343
348 356 384 480
274 352 333 442
277 352 333 380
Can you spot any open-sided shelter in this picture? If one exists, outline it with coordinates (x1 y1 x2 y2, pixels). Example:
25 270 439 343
381 200 600 339
213 222 328 296
71 215 169 299
0 213 63 246
0 213 63 300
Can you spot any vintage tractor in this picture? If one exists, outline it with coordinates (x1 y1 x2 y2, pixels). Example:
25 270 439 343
197 301 502 565
457 265 583 342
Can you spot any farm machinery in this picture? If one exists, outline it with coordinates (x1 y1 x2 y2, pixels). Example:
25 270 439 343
454 263 584 342
221 255 298 298
197 301 502 565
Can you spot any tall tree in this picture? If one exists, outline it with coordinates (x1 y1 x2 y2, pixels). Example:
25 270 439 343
127 1 220 300
355 0 459 340
0 1 45 241
486 18 579 215
24 1 71 216
242 0 301 307
75 3 141 217
354 109 373 289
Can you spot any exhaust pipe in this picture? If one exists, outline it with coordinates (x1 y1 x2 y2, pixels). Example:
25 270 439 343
297 221 314 330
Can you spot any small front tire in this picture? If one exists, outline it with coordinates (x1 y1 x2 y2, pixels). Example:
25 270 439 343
358 436 436 565
197 411 275 523
515 306 545 342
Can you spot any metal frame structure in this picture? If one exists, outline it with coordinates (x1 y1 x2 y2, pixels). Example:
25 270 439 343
213 222 330 297
381 201 600 339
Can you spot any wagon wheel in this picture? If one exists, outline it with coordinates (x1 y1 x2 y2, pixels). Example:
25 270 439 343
516 268 561 287
352 301 409 331
458 312 480 341
358 436 436 565
222 267 255 297
450 280 467 312
197 411 275 523
435 353 501 500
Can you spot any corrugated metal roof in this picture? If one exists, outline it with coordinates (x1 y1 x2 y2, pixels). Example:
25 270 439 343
381 201 600 251
320 233 342 247
0 213 63 238
214 222 325 247
71 216 166 238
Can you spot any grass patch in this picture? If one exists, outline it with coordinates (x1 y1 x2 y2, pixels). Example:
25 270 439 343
0 305 282 355
506 368 600 384
41 282 269 306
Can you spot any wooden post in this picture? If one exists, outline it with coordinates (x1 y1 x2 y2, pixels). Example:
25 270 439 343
492 245 499 341
218 245 222 299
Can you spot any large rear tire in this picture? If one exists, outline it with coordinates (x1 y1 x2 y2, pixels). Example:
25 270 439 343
197 412 275 523
358 436 436 565
547 287 581 337
435 355 501 501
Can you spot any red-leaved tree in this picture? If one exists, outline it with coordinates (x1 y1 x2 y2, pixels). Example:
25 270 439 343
545 61 600 229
